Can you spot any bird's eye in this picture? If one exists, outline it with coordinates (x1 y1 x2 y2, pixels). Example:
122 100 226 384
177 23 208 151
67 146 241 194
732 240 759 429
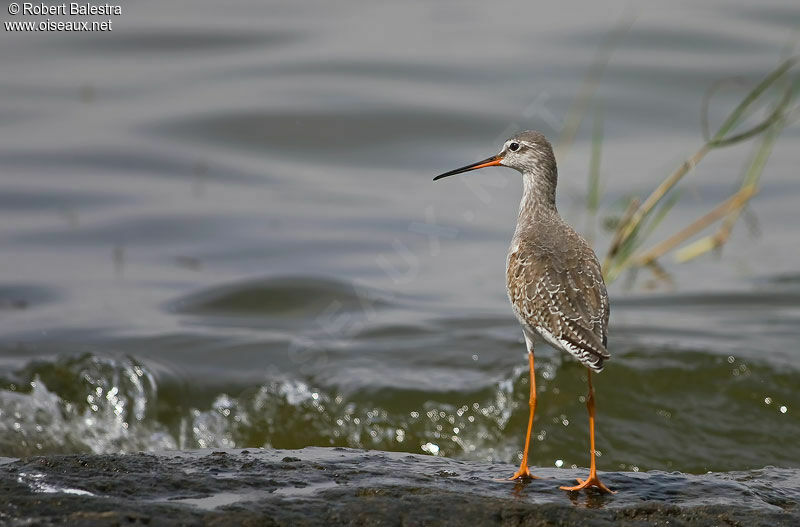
508 142 520 152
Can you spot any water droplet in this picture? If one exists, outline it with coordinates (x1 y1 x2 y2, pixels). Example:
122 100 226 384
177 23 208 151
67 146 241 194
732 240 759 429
555 459 563 467
421 442 440 455
780 406 787 414
764 397 772 405
727 356 735 363
471 354 478 361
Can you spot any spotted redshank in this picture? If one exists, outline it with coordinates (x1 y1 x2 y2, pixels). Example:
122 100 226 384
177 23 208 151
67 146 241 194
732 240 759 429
434 131 614 493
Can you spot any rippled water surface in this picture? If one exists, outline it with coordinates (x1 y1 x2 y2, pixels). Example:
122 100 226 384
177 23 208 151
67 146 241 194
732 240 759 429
1 0 799 477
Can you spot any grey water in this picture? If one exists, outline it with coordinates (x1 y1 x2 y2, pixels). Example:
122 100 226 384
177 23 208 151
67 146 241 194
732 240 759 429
0 0 799 483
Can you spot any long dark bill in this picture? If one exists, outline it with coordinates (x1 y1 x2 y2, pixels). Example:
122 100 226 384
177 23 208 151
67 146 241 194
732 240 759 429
433 154 503 181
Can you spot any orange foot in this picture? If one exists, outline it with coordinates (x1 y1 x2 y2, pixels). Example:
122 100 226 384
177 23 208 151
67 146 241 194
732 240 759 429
508 466 539 480
559 474 615 493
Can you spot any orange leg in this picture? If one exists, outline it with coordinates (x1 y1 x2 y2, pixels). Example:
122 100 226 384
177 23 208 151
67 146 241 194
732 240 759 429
509 350 538 480
560 369 615 493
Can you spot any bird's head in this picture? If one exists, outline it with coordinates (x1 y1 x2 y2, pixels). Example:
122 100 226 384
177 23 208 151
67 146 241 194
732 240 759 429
433 130 556 182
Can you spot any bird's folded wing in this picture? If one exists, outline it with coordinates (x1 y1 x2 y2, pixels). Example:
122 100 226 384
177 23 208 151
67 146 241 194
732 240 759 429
508 243 610 368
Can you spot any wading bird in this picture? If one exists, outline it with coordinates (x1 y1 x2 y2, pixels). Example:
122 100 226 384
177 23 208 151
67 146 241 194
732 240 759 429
434 131 614 493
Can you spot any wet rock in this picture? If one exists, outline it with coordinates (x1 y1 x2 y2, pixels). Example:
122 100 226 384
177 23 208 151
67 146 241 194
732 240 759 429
0 448 797 526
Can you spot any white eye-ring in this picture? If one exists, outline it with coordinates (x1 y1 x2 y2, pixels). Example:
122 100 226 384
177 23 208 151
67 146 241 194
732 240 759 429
508 142 520 152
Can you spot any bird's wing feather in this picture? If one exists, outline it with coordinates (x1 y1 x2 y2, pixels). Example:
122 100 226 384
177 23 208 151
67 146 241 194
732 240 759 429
507 234 610 371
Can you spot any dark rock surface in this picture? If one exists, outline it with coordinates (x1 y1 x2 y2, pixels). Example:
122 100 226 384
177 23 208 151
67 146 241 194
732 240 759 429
0 448 798 526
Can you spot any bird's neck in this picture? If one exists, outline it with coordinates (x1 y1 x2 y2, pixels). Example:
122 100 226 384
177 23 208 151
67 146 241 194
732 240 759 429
516 170 558 234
